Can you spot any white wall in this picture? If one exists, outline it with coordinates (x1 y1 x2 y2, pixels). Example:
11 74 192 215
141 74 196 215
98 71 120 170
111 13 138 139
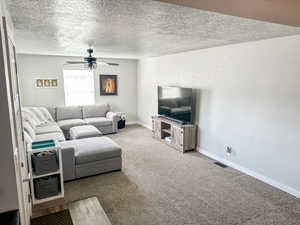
17 54 138 122
137 35 300 196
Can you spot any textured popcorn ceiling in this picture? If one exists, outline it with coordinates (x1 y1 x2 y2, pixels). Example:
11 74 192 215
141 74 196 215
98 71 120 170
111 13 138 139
7 0 300 58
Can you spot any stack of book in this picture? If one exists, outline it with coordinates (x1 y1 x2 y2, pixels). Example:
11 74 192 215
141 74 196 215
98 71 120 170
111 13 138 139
31 140 55 149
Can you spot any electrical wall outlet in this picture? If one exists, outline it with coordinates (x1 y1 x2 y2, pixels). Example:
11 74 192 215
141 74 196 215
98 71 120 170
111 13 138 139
225 146 232 155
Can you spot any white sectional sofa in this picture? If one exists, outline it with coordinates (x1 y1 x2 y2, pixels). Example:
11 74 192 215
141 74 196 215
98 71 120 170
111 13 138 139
22 104 122 181
22 104 119 142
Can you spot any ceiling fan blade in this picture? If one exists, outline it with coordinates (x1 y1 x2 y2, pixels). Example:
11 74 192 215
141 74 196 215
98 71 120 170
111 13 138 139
97 61 119 66
97 62 109 66
66 61 87 64
107 62 119 66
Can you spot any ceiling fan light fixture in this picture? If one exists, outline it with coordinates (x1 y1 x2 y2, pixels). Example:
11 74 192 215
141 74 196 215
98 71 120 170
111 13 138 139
65 48 119 69
87 62 96 70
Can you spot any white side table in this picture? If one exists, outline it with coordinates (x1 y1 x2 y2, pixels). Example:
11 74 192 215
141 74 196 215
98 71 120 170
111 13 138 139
27 141 64 205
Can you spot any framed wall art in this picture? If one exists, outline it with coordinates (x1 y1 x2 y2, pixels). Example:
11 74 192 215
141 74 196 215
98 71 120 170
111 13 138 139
100 75 118 96
35 79 58 88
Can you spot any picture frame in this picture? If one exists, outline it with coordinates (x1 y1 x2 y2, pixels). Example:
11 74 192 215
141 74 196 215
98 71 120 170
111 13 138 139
44 79 51 87
36 79 43 88
51 79 58 87
35 79 58 88
100 75 118 96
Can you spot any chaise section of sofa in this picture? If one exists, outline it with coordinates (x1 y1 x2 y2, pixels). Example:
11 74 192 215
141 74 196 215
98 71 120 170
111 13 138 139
60 137 122 181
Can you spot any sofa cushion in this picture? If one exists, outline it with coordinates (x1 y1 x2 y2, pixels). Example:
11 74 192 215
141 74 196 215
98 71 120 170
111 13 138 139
23 130 33 144
76 137 121 164
70 125 102 140
82 104 109 118
56 106 82 121
35 123 62 135
62 137 121 165
39 107 55 122
57 119 86 131
22 108 44 127
30 107 49 123
23 121 36 139
83 117 112 127
22 111 36 128
35 132 66 142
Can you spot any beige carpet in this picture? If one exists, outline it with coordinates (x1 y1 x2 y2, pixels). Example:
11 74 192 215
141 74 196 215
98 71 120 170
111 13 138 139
34 125 300 225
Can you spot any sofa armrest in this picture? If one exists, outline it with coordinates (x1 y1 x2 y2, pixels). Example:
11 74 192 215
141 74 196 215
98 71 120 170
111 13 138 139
61 145 75 181
106 112 119 133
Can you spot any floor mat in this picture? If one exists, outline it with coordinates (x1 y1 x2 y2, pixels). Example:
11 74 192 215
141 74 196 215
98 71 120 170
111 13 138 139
31 210 73 225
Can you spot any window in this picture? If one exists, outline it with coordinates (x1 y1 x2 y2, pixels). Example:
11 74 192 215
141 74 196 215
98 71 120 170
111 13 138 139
63 69 95 106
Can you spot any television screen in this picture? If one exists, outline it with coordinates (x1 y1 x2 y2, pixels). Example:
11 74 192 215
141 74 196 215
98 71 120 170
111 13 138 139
158 86 193 123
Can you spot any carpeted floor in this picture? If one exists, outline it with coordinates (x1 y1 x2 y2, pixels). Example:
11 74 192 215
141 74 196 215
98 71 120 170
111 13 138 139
34 125 300 225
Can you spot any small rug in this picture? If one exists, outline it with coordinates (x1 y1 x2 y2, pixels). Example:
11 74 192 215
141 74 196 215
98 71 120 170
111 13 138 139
31 210 73 225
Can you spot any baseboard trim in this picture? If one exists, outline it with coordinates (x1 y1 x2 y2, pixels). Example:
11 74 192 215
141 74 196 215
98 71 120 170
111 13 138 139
198 148 300 198
136 121 152 130
126 121 138 125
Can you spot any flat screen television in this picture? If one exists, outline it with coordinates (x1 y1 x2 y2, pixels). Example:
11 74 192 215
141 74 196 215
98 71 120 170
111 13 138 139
158 86 193 124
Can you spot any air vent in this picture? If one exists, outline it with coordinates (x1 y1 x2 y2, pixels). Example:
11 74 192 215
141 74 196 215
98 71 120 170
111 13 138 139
214 161 228 168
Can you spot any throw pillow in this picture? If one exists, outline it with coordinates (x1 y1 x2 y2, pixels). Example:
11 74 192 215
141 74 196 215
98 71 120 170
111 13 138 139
30 107 48 124
39 107 55 122
23 121 36 140
22 109 40 127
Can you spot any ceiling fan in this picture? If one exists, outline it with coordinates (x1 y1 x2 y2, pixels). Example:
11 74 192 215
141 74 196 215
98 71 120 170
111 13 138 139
65 48 119 69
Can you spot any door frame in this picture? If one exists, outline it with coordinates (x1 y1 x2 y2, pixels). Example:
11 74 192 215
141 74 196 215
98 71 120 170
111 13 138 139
2 16 31 225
